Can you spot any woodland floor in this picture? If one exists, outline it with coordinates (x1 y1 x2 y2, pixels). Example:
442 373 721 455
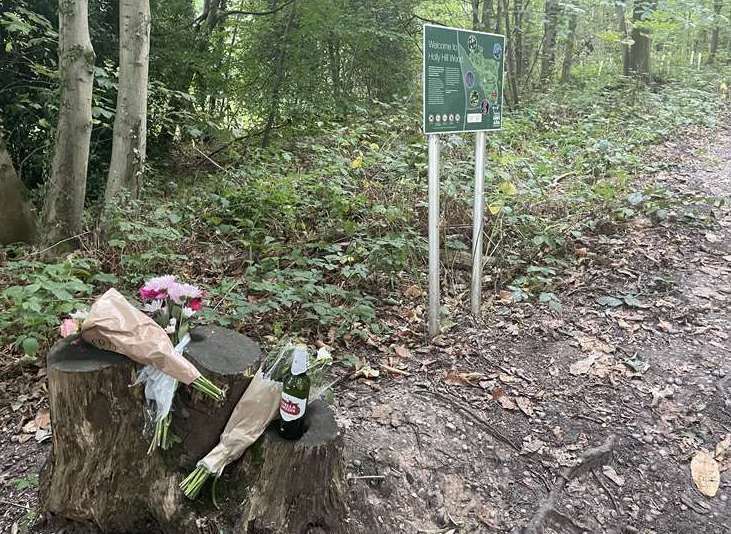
1 118 730 533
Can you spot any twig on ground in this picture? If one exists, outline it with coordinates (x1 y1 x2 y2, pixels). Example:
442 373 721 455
380 363 411 376
416 389 520 451
21 232 91 259
593 469 621 520
0 499 31 510
523 435 617 534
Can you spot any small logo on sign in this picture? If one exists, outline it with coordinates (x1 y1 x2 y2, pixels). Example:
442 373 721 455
493 43 503 60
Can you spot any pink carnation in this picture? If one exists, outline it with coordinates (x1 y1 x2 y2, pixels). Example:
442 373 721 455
167 282 203 305
189 298 203 311
59 318 79 338
139 275 177 301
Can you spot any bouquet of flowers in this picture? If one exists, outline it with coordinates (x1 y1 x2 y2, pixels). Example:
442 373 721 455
180 342 333 499
136 276 224 452
75 281 224 454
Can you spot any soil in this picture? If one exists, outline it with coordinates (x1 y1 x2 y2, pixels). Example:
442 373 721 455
1 117 730 533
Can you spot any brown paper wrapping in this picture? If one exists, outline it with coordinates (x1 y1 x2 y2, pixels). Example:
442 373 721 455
200 370 282 475
81 288 201 385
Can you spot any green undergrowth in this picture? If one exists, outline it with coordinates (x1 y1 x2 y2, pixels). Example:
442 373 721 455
1 66 727 357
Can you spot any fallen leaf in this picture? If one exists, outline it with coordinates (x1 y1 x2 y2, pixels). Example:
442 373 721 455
690 451 720 497
651 385 674 407
569 353 598 375
21 419 37 434
35 428 52 443
520 437 546 455
705 232 721 243
404 285 423 299
34 409 50 430
444 370 483 387
498 373 517 383
394 345 412 359
657 319 676 333
516 397 534 417
578 336 615 354
497 290 513 303
715 434 731 462
602 465 625 486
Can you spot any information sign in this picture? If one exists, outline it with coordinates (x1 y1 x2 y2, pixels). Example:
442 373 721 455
423 24 505 134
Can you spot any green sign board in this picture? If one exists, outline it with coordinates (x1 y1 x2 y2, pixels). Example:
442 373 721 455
422 24 505 135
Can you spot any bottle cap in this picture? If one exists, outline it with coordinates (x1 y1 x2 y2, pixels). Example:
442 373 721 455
291 347 308 375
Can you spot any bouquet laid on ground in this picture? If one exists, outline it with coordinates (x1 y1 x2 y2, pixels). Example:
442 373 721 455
180 342 333 499
62 278 225 454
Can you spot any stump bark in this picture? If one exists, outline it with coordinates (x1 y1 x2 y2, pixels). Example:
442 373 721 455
174 325 262 467
40 327 260 533
234 400 353 534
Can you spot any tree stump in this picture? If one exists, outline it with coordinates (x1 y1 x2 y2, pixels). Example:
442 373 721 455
234 400 354 534
40 327 261 533
174 325 262 467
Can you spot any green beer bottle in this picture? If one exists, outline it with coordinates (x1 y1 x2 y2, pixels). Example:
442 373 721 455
278 347 310 440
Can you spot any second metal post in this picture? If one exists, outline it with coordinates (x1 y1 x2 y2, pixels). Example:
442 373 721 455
471 131 486 317
428 134 441 338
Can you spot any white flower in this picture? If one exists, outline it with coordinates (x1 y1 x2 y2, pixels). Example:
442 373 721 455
165 317 177 334
69 309 89 321
143 300 165 314
182 307 196 318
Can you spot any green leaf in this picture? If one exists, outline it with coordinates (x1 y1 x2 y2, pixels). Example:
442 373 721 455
623 295 642 308
22 337 39 357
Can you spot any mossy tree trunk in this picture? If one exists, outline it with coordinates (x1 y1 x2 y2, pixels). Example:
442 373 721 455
42 0 95 249
105 0 151 204
628 0 658 81
0 133 36 245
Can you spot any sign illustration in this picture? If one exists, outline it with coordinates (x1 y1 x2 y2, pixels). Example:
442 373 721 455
423 24 505 134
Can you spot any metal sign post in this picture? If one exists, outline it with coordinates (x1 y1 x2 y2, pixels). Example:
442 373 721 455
471 131 486 316
422 24 505 337
428 134 441 338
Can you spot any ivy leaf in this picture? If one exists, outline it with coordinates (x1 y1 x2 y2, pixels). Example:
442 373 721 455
623 294 642 308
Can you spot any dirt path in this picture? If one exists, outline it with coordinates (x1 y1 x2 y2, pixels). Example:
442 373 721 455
340 120 731 533
1 121 729 533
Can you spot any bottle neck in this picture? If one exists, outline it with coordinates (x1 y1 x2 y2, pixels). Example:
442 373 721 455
291 348 308 375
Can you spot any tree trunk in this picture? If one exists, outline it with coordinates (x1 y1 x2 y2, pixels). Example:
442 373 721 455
0 134 36 244
105 0 151 204
616 2 631 76
471 0 480 30
41 0 95 249
481 0 493 32
39 327 261 533
234 401 355 534
560 11 578 83
709 0 723 63
539 0 560 84
628 0 658 81
261 4 296 148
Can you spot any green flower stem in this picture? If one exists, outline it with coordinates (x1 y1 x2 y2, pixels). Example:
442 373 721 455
147 414 173 455
180 465 212 499
191 376 225 401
